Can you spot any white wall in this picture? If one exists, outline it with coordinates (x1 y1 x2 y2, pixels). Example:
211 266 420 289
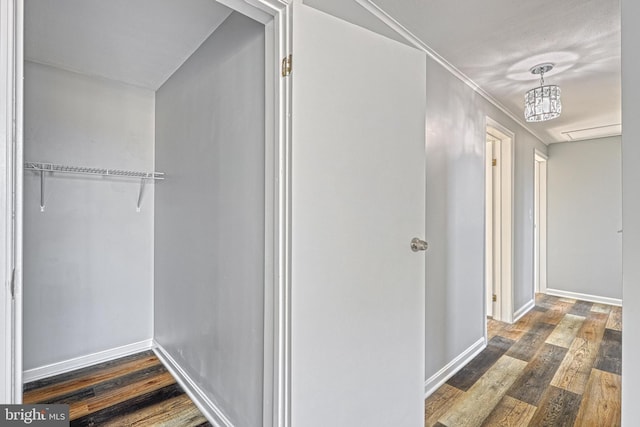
154 13 265 427
547 137 622 300
424 56 547 386
22 62 155 370
622 0 639 423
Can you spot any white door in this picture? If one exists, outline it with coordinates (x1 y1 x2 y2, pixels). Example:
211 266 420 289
291 4 426 427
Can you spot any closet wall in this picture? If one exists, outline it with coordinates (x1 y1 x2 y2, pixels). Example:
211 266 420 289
23 61 155 371
154 13 266 427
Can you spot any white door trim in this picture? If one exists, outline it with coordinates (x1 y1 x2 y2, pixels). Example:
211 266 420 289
485 136 494 318
243 1 293 427
485 134 502 319
534 149 548 295
486 117 514 323
1 0 23 404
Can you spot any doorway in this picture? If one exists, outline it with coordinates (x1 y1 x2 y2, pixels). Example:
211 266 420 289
1 2 292 425
485 118 514 323
534 150 548 295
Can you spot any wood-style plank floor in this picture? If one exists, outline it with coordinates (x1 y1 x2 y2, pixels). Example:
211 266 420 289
23 350 211 427
426 294 622 427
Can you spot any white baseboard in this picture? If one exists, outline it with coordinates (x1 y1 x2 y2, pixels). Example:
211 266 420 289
546 288 622 307
424 337 485 398
153 342 234 427
513 299 535 323
23 339 153 383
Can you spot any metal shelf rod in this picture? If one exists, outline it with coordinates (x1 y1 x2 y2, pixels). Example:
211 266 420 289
24 161 164 180
24 161 164 212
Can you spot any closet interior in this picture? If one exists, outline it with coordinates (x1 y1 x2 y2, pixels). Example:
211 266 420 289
22 1 269 425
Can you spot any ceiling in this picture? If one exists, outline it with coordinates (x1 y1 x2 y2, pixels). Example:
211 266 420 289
305 0 621 144
25 0 621 144
25 0 233 90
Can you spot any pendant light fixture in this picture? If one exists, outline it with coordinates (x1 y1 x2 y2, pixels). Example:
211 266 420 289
524 63 561 122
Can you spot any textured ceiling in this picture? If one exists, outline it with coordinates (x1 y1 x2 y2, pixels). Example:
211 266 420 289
25 0 233 90
26 0 621 144
305 0 621 144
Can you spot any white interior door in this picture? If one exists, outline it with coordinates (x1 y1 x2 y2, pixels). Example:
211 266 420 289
291 4 426 426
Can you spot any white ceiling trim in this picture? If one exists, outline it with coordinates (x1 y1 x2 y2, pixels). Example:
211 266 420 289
354 0 549 145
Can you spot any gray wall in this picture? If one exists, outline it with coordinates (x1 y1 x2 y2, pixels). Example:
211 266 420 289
23 61 154 370
622 0 639 422
425 56 547 381
154 13 265 427
547 137 622 299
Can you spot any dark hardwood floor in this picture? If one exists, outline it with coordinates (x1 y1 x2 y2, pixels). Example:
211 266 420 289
23 350 210 426
425 294 622 427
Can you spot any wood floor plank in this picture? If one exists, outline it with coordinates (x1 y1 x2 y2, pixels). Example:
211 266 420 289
446 336 514 391
101 394 208 427
23 351 156 393
24 353 162 404
70 384 186 427
90 363 169 396
538 300 575 325
504 322 555 362
506 343 567 406
439 356 527 427
606 306 622 331
487 318 504 341
34 363 168 407
425 383 465 427
573 369 621 427
577 312 608 342
545 314 585 348
591 303 612 314
479 396 536 427
70 371 177 420
550 337 599 395
595 328 622 375
499 310 545 342
549 311 608 396
528 386 582 427
42 387 95 405
569 300 594 316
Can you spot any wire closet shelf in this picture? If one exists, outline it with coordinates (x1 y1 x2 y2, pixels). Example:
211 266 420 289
24 162 164 180
24 161 165 212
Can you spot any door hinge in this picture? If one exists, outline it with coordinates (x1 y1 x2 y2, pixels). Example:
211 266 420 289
10 268 15 299
492 159 497 166
281 54 292 77
492 294 497 302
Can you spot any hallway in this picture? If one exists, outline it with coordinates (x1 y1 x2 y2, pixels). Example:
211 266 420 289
425 294 622 426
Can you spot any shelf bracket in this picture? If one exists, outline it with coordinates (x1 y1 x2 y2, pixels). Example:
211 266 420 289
40 170 45 212
136 178 147 213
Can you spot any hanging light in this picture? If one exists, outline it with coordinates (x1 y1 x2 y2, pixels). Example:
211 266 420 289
524 63 561 122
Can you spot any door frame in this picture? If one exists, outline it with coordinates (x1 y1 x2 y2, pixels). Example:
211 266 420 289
485 133 502 319
485 117 514 323
534 149 548 295
1 0 23 404
1 2 293 426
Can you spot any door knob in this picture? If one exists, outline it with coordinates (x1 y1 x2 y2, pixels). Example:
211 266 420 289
410 237 428 252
